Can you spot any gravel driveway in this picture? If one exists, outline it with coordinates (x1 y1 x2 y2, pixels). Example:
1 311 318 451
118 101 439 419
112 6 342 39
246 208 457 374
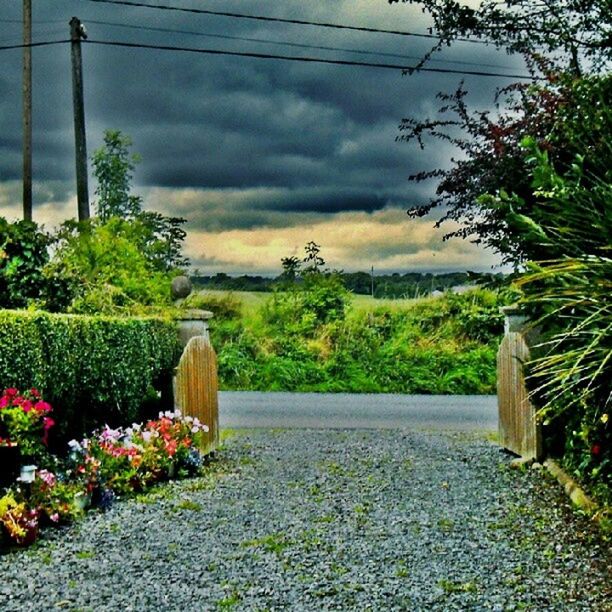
1 429 610 611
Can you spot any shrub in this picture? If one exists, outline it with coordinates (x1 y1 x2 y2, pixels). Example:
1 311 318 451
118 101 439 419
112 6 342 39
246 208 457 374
182 293 242 320
0 218 50 309
0 310 180 444
45 219 174 314
215 289 505 394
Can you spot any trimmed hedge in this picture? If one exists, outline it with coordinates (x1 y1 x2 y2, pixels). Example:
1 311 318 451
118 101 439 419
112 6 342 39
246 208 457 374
0 310 181 444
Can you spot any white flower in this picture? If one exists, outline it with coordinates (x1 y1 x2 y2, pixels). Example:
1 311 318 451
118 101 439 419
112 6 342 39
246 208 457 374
68 439 81 451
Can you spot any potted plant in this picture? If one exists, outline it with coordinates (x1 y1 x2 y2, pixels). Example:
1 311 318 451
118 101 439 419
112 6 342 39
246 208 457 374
0 491 39 546
0 388 55 488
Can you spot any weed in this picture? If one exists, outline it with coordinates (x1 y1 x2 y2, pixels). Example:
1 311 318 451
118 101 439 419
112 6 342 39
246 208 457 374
175 499 203 512
395 561 409 578
216 590 242 609
75 550 94 560
438 579 478 594
242 533 290 555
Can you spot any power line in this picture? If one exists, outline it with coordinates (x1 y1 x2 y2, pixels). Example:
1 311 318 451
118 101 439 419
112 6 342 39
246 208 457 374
0 18 66 24
83 38 537 80
84 18 516 71
82 0 490 45
0 40 70 51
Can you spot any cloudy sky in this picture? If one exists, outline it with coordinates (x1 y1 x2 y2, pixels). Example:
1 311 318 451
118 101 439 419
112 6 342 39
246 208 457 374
0 0 528 275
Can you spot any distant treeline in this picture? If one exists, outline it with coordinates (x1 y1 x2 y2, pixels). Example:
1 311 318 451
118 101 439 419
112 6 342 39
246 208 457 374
191 271 503 298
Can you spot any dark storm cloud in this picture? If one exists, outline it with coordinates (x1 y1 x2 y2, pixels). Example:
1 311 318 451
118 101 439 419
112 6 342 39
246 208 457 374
0 0 523 246
146 185 409 232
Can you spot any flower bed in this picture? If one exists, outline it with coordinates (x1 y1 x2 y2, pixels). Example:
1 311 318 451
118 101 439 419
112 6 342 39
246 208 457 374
0 387 209 548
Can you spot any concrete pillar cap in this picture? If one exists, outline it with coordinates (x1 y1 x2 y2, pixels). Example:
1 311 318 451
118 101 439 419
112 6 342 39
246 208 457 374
176 309 214 321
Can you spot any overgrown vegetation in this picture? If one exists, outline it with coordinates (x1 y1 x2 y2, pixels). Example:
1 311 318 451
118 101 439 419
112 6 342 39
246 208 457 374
391 2 611 501
201 245 506 394
0 130 188 315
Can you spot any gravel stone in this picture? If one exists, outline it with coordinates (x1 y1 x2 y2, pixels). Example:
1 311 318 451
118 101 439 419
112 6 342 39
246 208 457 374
1 429 610 611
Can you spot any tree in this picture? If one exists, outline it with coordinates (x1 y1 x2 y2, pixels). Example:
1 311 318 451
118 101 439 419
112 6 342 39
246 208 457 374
389 1 612 74
90 130 189 272
389 2 611 265
44 130 190 313
92 130 142 222
399 73 611 264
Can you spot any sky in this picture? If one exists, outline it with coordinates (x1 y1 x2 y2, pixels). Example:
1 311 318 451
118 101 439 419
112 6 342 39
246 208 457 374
0 0 529 275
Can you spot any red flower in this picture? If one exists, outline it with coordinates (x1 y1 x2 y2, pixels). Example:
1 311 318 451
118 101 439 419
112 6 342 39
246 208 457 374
34 401 52 414
591 443 602 457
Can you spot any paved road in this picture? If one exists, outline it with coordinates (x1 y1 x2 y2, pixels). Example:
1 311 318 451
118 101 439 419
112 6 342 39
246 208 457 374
219 392 497 431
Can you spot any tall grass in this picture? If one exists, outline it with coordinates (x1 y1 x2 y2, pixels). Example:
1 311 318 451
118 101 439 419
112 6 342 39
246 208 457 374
198 289 505 395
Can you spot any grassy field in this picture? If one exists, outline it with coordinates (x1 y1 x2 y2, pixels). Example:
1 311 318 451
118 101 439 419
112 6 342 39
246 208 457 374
186 288 506 394
197 289 432 316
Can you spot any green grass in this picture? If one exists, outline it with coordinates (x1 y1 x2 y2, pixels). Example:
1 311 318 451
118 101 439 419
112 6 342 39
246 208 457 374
203 288 506 395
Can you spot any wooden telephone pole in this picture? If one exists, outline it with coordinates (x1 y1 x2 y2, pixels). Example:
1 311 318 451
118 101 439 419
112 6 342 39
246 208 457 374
70 17 90 221
22 0 32 221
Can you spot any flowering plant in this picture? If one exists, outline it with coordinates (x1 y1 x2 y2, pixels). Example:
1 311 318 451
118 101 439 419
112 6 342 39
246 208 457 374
0 491 38 545
1 409 211 548
0 388 54 460
140 411 209 478
66 411 209 497
28 470 83 525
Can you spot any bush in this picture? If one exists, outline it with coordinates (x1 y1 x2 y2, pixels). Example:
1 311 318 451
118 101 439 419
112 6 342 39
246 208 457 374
182 293 242 320
0 310 180 444
215 289 506 394
0 218 50 309
45 219 175 314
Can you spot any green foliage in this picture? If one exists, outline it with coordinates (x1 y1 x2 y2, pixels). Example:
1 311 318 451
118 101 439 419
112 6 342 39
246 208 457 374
507 137 611 501
182 292 242 320
0 218 50 308
90 129 188 273
211 289 505 394
263 242 349 336
92 130 143 222
45 218 174 314
0 310 180 443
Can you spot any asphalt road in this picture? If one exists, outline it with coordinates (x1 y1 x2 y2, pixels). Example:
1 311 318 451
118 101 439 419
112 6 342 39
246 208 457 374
219 392 497 431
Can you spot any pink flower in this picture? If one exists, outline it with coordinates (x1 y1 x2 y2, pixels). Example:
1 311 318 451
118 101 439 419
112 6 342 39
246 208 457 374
42 417 55 446
38 469 56 487
4 388 18 398
34 401 52 414
50 512 59 523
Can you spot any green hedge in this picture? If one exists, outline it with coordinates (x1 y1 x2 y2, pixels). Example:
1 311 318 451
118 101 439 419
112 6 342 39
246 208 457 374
0 310 180 443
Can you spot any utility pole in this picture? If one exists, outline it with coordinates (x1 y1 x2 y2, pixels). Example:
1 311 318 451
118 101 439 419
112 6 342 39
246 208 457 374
371 265 374 298
22 0 32 221
70 17 90 221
